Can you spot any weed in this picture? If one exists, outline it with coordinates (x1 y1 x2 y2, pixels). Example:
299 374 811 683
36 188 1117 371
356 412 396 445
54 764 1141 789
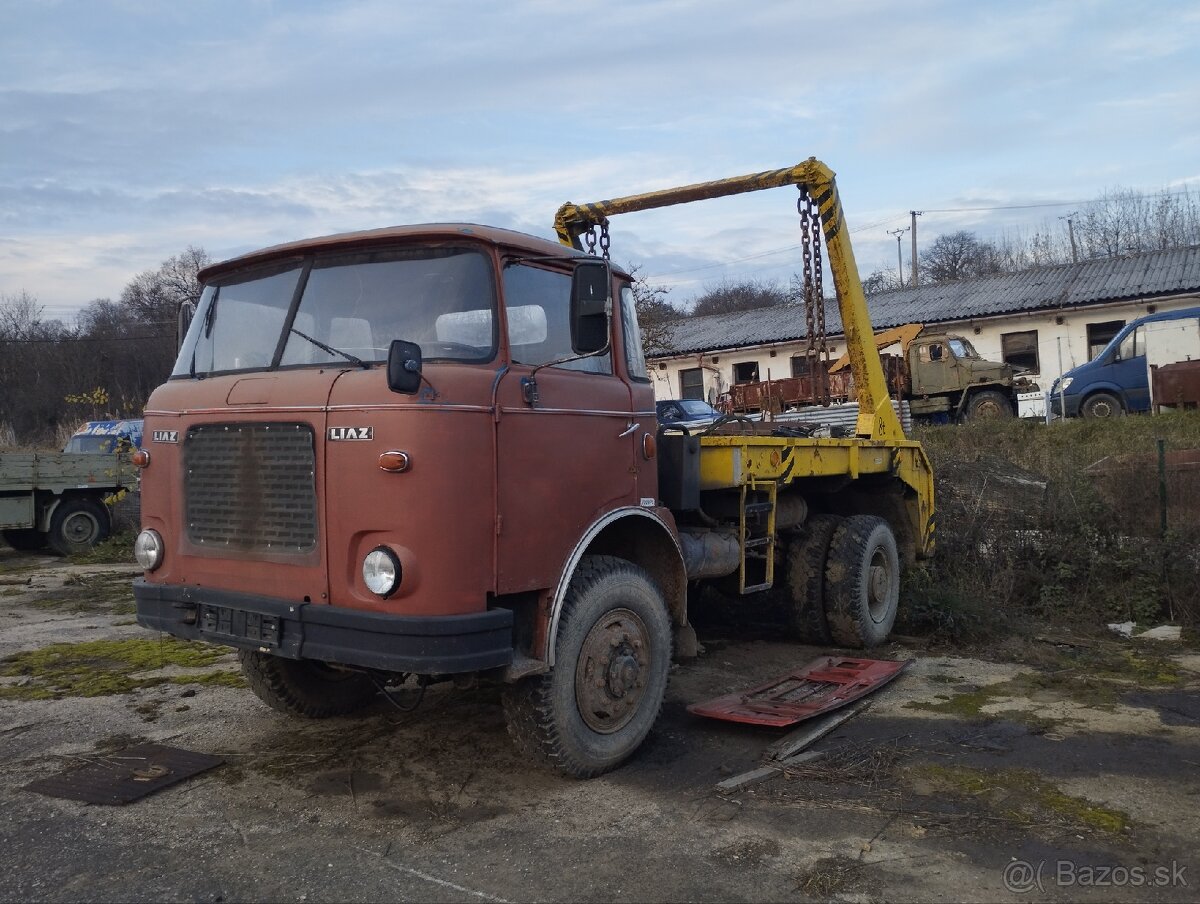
69 532 136 565
909 412 1200 635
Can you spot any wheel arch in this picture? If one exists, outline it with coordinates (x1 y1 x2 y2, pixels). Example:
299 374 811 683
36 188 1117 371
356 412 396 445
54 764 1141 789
543 507 686 666
814 477 920 566
39 491 112 534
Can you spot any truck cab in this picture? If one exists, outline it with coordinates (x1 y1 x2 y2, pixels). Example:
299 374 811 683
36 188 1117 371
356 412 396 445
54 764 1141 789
1051 307 1200 418
908 334 1007 395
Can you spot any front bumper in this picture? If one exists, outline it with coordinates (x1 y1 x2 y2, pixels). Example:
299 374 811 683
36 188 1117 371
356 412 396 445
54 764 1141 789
134 579 513 675
1048 392 1081 418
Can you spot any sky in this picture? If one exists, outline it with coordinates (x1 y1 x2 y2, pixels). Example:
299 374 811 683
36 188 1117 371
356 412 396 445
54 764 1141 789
3 0 1199 323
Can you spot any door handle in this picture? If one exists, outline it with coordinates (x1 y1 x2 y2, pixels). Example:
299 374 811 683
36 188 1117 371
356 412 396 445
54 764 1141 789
617 422 638 438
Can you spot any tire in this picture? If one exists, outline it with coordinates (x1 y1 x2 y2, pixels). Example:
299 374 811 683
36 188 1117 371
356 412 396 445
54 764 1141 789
503 555 672 778
963 389 1013 422
47 497 110 556
824 515 900 649
238 650 378 718
2 529 47 551
784 515 843 644
1081 392 1123 419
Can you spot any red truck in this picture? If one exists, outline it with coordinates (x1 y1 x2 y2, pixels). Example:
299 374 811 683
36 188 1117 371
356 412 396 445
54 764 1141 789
134 161 934 776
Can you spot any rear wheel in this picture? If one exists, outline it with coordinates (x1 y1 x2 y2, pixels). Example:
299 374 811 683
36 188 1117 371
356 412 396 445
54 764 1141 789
47 497 110 556
784 515 843 644
964 389 1013 422
1081 392 1123 418
824 515 900 649
238 651 378 718
2 529 47 551
503 555 672 778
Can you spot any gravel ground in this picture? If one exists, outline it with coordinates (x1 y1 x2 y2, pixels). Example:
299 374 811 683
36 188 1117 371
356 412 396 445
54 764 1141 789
2 546 1199 903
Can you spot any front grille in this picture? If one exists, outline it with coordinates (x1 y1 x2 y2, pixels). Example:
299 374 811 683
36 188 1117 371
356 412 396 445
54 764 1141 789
184 423 318 553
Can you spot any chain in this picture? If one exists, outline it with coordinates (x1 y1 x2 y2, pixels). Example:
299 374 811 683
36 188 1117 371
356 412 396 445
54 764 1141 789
810 194 829 405
798 188 830 405
599 220 611 260
584 228 597 256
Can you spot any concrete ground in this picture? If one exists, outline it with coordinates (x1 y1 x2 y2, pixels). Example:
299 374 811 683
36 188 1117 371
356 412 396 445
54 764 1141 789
1 546 1198 903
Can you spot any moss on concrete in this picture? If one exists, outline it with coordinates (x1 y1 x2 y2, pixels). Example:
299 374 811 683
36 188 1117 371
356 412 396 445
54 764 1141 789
0 636 234 699
909 763 1129 835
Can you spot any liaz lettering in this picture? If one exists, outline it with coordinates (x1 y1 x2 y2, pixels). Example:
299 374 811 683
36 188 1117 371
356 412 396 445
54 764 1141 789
328 426 373 441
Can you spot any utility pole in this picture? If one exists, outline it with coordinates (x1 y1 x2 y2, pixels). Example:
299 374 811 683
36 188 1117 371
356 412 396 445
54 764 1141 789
910 210 923 286
888 227 909 287
1059 211 1079 263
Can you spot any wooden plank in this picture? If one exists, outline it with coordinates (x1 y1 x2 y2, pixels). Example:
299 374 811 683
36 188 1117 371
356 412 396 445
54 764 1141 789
764 701 871 763
716 765 780 793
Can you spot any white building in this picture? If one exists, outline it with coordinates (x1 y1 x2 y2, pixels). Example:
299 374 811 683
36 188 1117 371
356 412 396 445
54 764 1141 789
648 245 1200 404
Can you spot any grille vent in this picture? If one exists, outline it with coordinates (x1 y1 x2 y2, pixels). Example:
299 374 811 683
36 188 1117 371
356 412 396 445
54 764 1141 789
184 423 318 553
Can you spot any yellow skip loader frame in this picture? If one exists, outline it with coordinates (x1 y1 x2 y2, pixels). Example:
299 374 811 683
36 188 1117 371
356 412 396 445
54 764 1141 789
555 158 935 558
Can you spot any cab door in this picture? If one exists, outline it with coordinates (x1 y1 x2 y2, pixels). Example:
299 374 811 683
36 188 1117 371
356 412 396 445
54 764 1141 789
494 262 637 594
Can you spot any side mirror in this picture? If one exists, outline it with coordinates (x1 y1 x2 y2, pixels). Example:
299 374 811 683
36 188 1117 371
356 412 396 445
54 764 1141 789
177 300 196 352
387 339 424 394
570 261 610 355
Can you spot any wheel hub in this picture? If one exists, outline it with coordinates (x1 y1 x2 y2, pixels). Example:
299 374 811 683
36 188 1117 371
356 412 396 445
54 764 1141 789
575 608 650 734
866 550 893 621
63 513 98 544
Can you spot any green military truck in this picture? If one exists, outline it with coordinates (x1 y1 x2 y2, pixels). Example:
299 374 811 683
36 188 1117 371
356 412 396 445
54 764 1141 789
0 451 137 555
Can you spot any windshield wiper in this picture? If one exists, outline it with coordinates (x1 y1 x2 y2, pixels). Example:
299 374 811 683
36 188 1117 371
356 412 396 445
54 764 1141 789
288 327 370 369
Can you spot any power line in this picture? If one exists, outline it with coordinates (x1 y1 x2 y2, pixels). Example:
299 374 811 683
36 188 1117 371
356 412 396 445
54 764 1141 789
0 334 171 344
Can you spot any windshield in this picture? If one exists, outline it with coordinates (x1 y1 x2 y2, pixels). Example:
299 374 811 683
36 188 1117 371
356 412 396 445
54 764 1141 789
948 338 979 359
173 246 496 377
64 435 124 454
677 400 718 418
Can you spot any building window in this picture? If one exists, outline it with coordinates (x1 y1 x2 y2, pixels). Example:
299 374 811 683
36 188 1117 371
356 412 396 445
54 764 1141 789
1001 330 1040 373
1086 320 1124 361
732 361 759 384
679 367 704 400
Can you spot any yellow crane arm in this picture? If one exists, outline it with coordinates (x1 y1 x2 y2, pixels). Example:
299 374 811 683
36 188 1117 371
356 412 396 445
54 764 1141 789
554 158 903 441
827 322 925 373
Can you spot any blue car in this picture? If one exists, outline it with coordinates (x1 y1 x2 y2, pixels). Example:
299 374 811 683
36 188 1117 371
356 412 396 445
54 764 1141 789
63 419 144 454
1050 307 1200 418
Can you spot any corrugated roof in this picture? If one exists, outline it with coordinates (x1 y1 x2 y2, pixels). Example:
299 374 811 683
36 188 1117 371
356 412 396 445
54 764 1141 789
656 244 1200 356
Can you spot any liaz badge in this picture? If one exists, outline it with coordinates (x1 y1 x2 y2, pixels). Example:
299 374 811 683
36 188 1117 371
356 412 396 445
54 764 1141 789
152 430 179 443
328 426 373 441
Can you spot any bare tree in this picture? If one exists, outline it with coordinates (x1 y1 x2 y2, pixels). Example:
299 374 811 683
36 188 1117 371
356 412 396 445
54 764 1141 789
120 245 211 327
919 231 1003 283
691 278 787 317
626 265 681 356
862 268 904 295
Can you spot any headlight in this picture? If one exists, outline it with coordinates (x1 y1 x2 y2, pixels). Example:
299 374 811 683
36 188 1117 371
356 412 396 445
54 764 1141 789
1059 377 1073 392
362 547 401 597
134 529 164 571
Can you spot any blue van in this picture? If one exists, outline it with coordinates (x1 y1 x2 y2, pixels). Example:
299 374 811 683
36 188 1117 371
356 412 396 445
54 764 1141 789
1050 307 1200 418
62 419 144 454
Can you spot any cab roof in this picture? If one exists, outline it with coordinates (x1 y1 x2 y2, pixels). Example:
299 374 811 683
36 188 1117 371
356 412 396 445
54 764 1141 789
199 223 628 283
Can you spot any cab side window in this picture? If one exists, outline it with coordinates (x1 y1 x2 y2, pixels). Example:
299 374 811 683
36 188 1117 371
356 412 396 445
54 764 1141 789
503 263 612 374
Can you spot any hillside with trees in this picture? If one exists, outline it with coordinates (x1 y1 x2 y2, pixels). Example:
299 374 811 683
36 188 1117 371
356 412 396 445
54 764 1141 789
0 248 208 447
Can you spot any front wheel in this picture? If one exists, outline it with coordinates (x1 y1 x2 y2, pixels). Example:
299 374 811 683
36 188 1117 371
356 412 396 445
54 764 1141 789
48 497 110 556
1081 392 1123 418
503 555 672 778
963 389 1013 422
238 651 378 718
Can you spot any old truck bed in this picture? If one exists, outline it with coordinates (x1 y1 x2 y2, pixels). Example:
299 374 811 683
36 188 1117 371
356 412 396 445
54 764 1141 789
0 452 135 495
